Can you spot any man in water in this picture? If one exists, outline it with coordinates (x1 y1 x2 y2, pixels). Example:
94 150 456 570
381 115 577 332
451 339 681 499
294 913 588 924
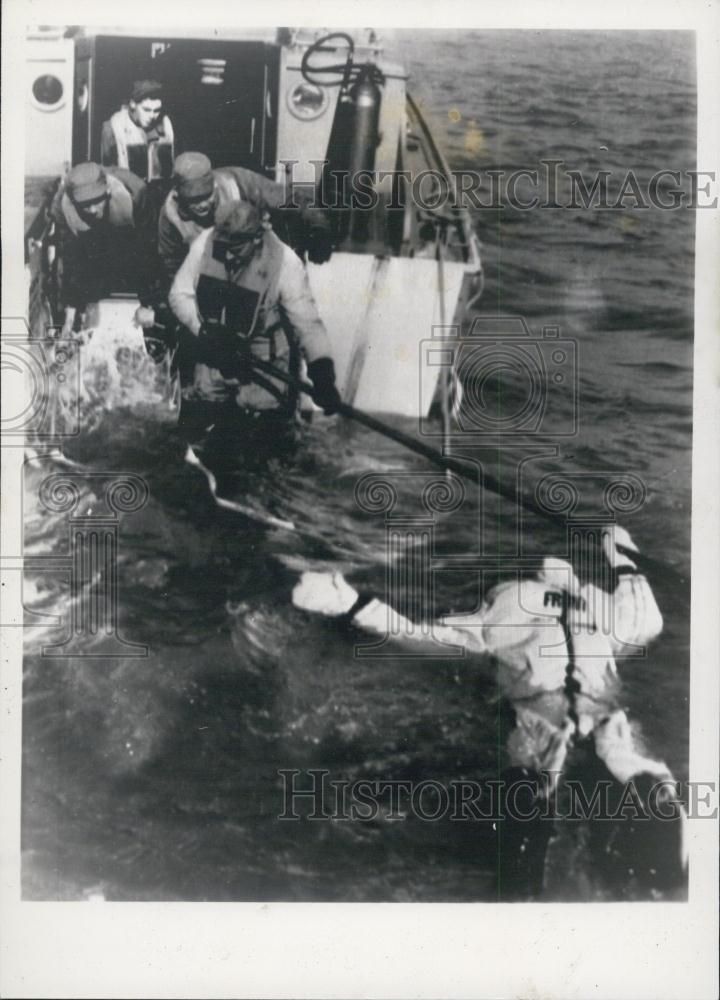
100 79 174 185
158 152 333 291
168 201 341 476
292 524 687 896
52 162 160 337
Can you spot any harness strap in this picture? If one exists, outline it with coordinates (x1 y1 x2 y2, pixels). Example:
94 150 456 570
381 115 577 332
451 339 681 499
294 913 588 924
560 593 581 727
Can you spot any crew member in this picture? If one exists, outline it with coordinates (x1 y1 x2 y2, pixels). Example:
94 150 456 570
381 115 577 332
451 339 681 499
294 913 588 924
168 201 340 469
159 152 333 288
101 79 174 184
292 525 687 895
52 162 160 336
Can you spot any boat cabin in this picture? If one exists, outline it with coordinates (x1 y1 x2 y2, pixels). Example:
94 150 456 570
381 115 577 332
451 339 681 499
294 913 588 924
24 26 483 415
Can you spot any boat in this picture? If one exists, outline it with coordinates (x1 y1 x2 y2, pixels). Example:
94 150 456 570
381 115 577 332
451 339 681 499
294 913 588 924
19 27 691 904
23 25 483 422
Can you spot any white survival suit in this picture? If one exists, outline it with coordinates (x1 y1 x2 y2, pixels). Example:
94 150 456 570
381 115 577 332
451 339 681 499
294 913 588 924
292 526 674 789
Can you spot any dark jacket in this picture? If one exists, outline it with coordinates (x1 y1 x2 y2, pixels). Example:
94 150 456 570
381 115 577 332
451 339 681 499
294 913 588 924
158 166 332 290
52 167 160 309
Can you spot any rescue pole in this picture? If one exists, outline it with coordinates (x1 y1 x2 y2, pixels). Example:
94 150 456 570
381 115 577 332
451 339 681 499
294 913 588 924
248 357 678 586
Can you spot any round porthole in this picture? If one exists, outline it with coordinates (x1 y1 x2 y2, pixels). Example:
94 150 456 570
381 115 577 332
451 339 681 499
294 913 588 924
286 80 329 120
31 74 65 110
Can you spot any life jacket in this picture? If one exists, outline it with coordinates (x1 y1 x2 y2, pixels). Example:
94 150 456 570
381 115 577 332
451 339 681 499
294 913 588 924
162 169 255 249
59 172 136 236
196 229 299 411
162 190 208 249
108 106 174 181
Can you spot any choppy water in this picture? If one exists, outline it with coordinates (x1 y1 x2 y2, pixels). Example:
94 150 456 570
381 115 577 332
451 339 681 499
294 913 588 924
22 31 694 901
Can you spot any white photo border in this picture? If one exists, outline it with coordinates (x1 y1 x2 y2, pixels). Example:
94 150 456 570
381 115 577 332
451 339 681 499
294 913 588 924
2 0 718 997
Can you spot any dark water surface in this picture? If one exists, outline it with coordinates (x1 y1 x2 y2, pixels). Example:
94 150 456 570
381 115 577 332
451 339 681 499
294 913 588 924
22 31 694 901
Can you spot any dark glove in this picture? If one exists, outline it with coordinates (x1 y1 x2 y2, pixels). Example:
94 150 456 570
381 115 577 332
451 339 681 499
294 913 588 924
142 303 178 355
300 209 334 264
307 357 342 415
198 322 253 382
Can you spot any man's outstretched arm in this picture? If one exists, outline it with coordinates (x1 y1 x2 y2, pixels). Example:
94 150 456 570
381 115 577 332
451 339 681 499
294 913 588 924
292 571 477 653
168 228 209 335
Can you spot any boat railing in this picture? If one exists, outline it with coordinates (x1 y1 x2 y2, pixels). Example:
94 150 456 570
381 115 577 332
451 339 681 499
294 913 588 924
403 95 481 269
25 177 62 336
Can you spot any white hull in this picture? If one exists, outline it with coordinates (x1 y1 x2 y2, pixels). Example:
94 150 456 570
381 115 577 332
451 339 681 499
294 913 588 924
308 252 470 417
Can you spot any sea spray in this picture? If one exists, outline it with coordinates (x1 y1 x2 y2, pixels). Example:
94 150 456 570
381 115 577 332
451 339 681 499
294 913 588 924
49 316 179 438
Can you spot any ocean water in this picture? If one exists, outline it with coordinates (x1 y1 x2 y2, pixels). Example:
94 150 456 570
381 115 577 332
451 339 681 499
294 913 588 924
21 30 695 901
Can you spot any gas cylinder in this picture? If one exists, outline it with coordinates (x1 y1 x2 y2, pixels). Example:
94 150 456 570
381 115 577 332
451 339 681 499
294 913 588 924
347 70 382 176
346 68 382 243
